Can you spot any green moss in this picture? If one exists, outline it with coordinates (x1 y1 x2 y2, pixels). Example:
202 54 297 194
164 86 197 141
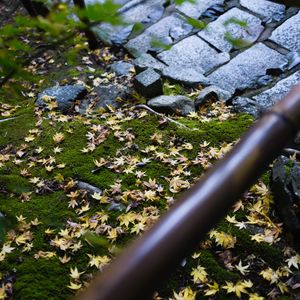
13 257 71 300
176 114 253 146
163 81 186 97
0 111 35 146
197 250 239 283
0 191 74 228
260 171 271 185
216 221 283 268
0 175 32 194
0 95 287 300
143 161 170 180
125 115 161 148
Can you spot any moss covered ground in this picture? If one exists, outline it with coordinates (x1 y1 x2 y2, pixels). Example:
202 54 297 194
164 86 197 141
1 81 300 300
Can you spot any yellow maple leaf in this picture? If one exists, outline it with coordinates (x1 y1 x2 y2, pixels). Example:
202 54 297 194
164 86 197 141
87 254 110 269
45 228 54 235
53 132 65 144
67 281 82 290
235 260 250 275
169 176 190 193
222 280 253 298
34 251 56 259
190 265 207 283
172 287 196 300
1 243 15 254
260 268 279 284
118 213 136 228
70 267 84 280
204 281 219 296
209 230 236 249
286 255 300 269
24 135 35 142
248 293 264 300
91 192 102 200
130 223 145 235
144 190 158 201
59 254 71 264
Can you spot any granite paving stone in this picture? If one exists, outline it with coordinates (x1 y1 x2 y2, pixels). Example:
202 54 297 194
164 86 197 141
120 0 165 24
148 95 195 115
89 0 300 116
125 14 193 57
94 0 165 45
37 85 87 113
94 84 130 109
269 11 300 52
176 0 224 19
208 43 288 95
157 35 230 75
86 0 130 5
240 0 285 22
232 96 261 116
195 85 232 108
133 68 163 98
133 53 167 73
253 70 300 109
198 7 264 52
162 66 210 86
110 61 134 76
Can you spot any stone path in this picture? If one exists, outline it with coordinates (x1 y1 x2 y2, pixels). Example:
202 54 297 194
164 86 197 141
91 0 300 116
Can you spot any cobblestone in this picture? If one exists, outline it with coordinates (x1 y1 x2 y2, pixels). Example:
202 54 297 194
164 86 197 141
253 70 300 108
93 0 300 116
198 7 264 52
208 43 288 95
125 14 193 57
176 0 224 19
269 11 300 52
240 0 285 22
157 35 230 74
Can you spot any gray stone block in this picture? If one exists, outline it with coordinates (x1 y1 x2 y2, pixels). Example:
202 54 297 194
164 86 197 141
120 0 164 24
195 85 232 108
253 70 300 109
162 66 209 86
94 84 130 110
94 0 165 45
157 35 230 74
125 14 193 57
133 53 166 73
269 11 300 52
86 0 130 5
232 97 261 117
198 7 264 52
110 61 134 76
208 43 288 95
148 95 195 115
176 0 224 19
240 0 285 22
36 85 87 113
287 51 300 70
271 156 300 249
133 68 163 98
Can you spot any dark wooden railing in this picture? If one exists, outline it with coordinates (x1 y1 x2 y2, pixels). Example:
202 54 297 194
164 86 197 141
75 84 300 300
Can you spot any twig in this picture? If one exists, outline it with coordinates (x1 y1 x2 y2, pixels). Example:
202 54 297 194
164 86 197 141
135 104 192 130
0 117 15 123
